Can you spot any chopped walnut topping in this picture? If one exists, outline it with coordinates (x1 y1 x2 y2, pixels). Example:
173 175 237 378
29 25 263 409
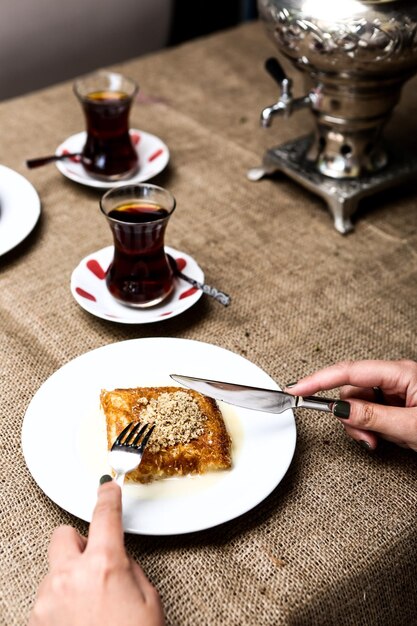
132 391 207 453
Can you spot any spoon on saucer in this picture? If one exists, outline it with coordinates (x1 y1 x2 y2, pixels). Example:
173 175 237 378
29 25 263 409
167 254 231 307
26 152 88 169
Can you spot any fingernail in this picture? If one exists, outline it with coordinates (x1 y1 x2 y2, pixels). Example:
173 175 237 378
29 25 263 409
333 400 350 419
285 382 298 389
359 440 372 452
99 474 113 485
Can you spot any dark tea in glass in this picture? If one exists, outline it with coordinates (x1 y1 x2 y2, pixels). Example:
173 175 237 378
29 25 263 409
74 71 138 180
100 184 176 307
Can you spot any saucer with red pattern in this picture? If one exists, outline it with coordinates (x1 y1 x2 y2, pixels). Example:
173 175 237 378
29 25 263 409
55 129 169 189
70 246 203 323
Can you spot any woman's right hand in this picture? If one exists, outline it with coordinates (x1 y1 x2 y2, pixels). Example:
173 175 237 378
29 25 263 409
285 359 417 451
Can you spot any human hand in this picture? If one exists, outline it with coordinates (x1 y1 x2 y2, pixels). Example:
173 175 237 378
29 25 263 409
285 359 417 452
29 479 165 626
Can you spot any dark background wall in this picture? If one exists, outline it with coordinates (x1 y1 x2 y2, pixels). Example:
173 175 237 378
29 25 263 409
0 0 259 101
169 0 258 45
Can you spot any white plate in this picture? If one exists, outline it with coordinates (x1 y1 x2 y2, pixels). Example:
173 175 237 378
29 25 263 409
70 245 204 323
22 337 296 535
55 129 169 189
0 165 41 256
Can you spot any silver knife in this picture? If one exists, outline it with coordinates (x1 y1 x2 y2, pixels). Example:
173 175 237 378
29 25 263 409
170 374 338 414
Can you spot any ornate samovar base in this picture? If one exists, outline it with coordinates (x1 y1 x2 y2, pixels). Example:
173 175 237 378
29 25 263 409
248 135 417 234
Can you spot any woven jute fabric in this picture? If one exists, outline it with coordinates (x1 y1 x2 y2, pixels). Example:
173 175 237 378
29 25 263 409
1 21 417 626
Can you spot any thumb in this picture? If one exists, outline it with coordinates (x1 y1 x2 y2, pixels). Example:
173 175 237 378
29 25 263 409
48 526 85 569
333 399 417 449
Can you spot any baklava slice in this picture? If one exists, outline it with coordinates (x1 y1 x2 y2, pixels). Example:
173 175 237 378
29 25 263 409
101 386 232 483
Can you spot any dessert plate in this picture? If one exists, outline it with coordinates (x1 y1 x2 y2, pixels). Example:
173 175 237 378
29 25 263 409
0 165 41 256
55 129 169 189
21 337 297 535
70 245 203 323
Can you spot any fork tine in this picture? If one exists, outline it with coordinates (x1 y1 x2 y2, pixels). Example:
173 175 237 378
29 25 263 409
137 424 155 453
131 423 149 446
112 421 138 447
108 422 156 487
123 421 143 445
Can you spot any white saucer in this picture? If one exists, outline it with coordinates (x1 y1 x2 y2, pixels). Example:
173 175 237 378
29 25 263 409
0 165 41 256
55 129 169 189
70 246 204 323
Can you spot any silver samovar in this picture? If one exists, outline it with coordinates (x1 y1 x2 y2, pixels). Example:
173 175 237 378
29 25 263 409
249 0 417 233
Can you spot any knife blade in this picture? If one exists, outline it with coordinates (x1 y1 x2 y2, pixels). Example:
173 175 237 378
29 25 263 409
170 374 337 414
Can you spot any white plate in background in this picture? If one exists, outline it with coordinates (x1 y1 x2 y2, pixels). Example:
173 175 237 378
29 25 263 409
0 165 41 256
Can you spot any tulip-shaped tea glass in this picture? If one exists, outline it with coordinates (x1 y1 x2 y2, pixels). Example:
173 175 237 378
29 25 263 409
100 184 176 307
74 71 138 180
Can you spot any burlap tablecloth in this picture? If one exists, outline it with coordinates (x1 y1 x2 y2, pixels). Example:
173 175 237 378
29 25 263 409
1 20 416 626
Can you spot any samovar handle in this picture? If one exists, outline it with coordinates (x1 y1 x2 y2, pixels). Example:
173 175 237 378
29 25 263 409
265 57 287 85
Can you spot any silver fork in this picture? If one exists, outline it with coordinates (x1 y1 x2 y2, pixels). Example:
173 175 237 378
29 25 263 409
108 421 155 486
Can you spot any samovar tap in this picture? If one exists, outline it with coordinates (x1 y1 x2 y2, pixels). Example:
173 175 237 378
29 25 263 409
260 57 313 127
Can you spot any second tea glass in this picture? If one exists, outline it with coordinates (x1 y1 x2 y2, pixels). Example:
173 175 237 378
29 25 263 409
74 71 139 180
100 183 176 308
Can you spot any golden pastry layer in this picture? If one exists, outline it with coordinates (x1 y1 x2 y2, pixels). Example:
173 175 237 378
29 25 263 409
101 386 232 483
